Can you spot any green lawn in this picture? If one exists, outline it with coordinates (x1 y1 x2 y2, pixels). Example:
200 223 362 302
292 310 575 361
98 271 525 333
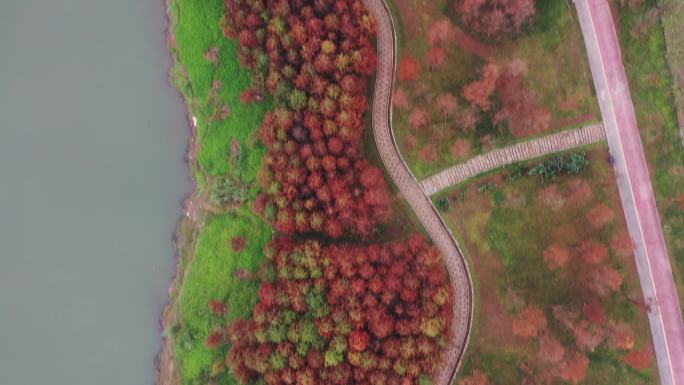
618 0 684 310
169 0 270 180
174 211 271 385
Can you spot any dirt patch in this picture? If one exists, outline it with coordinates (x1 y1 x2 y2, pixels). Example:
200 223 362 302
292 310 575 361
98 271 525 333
552 113 597 130
453 25 495 58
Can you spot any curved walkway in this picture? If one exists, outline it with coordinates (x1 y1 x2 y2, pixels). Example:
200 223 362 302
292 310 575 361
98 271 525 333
576 1 684 384
421 123 606 195
363 0 474 383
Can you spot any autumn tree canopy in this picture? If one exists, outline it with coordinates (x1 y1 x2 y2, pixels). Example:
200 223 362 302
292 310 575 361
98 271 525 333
224 0 392 239
454 0 537 39
463 62 499 111
225 236 454 385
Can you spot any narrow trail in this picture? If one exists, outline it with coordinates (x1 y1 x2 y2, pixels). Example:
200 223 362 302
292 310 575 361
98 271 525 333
575 1 684 384
421 122 606 195
363 0 474 383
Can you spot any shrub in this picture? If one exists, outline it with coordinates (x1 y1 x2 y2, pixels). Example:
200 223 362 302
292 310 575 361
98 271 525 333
528 152 589 182
209 177 249 206
435 196 451 212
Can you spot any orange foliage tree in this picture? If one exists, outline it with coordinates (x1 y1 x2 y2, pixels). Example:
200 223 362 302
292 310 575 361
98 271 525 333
429 18 457 46
586 203 615 229
427 47 447 70
494 70 552 137
451 138 471 159
409 108 429 130
393 88 410 109
579 240 608 265
543 244 570 270
398 56 420 81
463 62 499 111
560 352 589 383
624 349 651 370
512 305 547 337
537 334 566 363
610 231 634 257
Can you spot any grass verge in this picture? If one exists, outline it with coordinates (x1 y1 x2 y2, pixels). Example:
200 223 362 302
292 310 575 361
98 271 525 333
617 0 684 310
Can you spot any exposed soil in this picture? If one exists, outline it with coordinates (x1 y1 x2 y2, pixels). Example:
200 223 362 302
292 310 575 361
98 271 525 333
452 25 495 58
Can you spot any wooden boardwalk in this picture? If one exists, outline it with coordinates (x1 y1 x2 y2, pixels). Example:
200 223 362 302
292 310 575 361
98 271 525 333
421 123 606 195
363 1 474 384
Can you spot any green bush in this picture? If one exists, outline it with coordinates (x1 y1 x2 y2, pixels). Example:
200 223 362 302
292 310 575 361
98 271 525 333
477 182 496 194
527 151 589 182
435 196 451 212
208 177 249 206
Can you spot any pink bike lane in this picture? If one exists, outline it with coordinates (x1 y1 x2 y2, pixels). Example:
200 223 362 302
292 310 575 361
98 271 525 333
575 0 684 384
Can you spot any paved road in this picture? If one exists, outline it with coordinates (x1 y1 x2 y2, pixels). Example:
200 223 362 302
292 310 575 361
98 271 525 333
575 1 684 384
362 0 474 383
421 123 606 195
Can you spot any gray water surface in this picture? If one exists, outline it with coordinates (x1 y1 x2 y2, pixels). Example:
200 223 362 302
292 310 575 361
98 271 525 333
0 1 190 384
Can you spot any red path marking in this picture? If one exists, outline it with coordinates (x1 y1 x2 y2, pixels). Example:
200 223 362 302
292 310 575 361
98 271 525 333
575 1 684 384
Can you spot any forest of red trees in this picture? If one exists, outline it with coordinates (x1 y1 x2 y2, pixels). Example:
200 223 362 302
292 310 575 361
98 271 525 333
213 2 455 385
218 236 453 385
224 0 392 239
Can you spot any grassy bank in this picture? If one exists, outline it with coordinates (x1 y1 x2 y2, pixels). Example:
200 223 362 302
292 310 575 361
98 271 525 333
169 0 270 182
163 0 273 384
173 211 270 384
617 0 684 310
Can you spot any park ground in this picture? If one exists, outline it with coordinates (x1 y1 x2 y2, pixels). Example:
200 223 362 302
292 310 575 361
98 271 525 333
617 0 684 311
437 147 658 384
388 0 600 179
418 0 684 383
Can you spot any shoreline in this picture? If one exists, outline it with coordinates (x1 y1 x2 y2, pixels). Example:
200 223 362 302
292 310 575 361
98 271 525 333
154 0 199 383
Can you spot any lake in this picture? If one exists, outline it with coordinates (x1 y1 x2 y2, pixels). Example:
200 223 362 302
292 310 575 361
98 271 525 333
0 1 189 384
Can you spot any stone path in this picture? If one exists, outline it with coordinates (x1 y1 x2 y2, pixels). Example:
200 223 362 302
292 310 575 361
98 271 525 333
421 123 606 195
363 0 474 384
576 1 684 384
